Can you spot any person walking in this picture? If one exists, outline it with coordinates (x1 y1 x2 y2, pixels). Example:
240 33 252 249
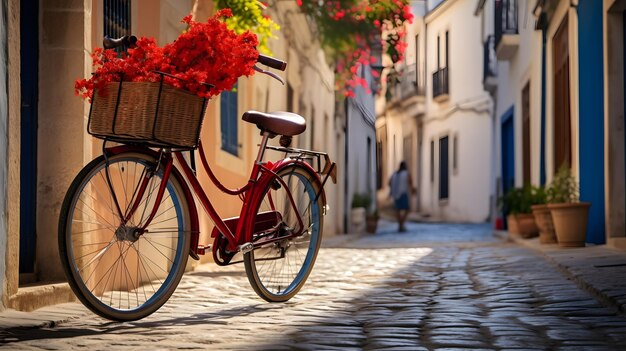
389 161 415 232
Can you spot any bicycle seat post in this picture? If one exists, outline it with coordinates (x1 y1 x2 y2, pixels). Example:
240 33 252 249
255 131 271 165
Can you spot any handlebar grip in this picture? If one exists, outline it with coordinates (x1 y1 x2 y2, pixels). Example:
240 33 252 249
258 54 287 71
103 35 138 49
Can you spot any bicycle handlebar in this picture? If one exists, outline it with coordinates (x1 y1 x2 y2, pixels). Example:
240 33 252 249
103 35 138 49
258 54 287 71
103 35 286 70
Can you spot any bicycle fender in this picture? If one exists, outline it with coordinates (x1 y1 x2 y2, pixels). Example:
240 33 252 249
242 159 326 243
104 145 201 260
269 158 327 205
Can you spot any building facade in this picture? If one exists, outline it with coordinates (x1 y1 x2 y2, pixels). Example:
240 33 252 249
481 0 623 247
380 0 493 223
375 1 427 214
344 64 378 233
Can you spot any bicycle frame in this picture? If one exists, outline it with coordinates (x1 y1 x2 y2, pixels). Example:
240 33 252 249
103 131 327 261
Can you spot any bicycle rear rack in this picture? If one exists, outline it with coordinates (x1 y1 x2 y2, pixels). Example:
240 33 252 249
265 145 336 182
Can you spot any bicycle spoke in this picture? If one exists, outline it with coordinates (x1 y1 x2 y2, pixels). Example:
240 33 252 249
245 165 323 301
61 154 189 319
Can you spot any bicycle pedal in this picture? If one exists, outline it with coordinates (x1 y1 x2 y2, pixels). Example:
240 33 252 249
239 242 254 254
197 244 211 255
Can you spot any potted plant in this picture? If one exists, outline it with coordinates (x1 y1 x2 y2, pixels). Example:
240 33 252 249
350 192 370 233
499 188 520 234
547 164 591 247
366 209 379 234
530 186 557 244
499 186 541 238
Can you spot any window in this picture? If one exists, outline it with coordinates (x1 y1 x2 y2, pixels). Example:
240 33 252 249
376 125 387 190
433 31 450 99
430 140 434 182
403 136 412 174
453 134 458 173
436 31 449 70
415 34 421 91
522 81 531 185
439 136 449 200
220 84 238 156
445 31 449 69
104 0 131 53
415 33 419 72
437 35 440 70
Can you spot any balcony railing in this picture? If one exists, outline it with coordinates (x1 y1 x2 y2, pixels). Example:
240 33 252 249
432 67 449 101
495 0 518 46
483 35 497 93
495 0 519 60
388 63 425 102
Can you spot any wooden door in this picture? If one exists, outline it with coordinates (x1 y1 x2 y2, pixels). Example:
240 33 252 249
553 15 571 171
522 81 531 185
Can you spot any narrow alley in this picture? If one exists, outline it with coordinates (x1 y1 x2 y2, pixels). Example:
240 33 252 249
2 222 625 350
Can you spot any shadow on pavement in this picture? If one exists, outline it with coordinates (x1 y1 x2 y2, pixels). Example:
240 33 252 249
2 223 625 350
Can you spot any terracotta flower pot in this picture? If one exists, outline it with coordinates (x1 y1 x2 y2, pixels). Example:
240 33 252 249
350 207 366 233
548 202 591 247
531 204 557 244
507 214 519 235
516 213 539 239
366 216 378 233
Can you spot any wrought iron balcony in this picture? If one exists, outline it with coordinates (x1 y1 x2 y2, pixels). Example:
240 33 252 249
387 63 425 103
495 0 519 60
483 35 498 93
432 67 449 102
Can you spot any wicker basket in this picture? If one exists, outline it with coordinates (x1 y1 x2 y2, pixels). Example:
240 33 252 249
88 79 207 149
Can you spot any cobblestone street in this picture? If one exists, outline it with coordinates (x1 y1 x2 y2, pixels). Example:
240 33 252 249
2 221 626 350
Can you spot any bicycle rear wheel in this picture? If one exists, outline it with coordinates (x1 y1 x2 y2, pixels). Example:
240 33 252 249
58 152 190 321
244 164 324 302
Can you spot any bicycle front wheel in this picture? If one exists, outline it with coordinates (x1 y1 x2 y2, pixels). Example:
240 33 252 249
58 152 190 321
244 164 324 302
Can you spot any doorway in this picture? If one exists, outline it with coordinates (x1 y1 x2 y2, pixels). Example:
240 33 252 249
19 0 39 282
553 14 571 172
501 108 515 226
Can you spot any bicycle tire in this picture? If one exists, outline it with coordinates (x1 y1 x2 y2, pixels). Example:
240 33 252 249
244 163 324 302
58 152 190 321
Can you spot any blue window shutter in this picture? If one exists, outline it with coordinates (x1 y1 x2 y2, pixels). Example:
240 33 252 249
220 85 238 156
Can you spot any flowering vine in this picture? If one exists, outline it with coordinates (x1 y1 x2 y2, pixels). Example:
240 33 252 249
215 0 279 55
295 0 413 97
75 10 259 101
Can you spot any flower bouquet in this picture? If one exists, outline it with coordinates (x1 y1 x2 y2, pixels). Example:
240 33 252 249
76 10 259 149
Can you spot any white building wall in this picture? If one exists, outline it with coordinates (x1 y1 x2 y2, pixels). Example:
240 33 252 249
494 1 548 188
375 1 427 213
420 0 493 222
346 66 377 232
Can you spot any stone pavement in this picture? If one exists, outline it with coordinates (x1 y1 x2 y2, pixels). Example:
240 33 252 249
1 220 626 350
503 231 626 315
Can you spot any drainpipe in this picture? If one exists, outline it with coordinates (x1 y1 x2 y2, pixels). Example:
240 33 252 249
343 99 349 233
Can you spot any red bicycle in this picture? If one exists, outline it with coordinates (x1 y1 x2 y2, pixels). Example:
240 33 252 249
58 36 336 321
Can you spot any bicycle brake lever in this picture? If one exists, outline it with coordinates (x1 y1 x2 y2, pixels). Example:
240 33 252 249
254 66 285 85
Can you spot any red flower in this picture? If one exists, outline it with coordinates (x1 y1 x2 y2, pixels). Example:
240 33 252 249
75 11 259 101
